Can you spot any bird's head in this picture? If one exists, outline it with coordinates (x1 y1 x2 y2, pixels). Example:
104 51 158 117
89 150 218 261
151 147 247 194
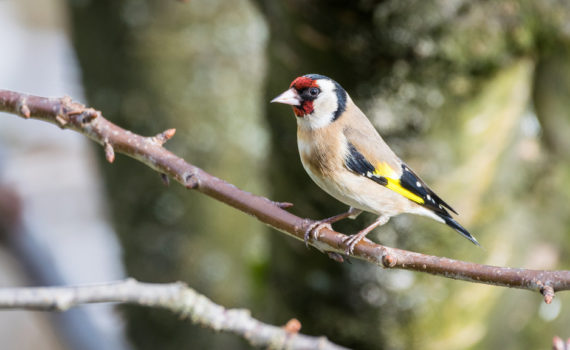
271 74 347 129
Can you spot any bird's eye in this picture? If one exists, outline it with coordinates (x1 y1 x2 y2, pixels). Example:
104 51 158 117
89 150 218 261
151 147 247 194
309 87 320 96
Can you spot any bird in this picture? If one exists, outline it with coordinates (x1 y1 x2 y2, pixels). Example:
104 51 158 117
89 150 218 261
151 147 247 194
271 73 479 254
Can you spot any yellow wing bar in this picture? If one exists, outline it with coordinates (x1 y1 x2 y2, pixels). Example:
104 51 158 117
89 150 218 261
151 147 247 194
385 178 425 205
373 162 425 205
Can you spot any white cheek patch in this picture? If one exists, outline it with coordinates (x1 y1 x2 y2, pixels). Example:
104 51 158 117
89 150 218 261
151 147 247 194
297 79 339 130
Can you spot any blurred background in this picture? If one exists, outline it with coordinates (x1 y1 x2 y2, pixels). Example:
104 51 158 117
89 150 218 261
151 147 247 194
0 0 569 349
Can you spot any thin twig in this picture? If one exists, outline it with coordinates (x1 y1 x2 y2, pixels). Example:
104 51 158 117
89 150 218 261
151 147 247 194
0 279 347 350
0 89 569 303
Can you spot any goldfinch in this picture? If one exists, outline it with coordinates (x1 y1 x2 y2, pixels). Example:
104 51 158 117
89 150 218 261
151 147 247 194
271 74 479 254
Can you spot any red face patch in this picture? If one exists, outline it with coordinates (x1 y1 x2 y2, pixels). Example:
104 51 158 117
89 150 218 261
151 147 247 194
290 76 318 117
293 101 314 117
290 76 318 90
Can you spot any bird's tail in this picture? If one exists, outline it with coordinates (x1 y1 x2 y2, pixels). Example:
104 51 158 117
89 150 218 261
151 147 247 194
438 213 480 247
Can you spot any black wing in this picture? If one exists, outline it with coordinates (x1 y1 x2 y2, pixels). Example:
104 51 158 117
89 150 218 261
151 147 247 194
345 142 387 186
344 143 480 246
398 163 458 215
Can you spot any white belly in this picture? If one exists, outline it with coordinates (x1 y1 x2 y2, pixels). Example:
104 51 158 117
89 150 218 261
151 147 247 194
300 159 412 218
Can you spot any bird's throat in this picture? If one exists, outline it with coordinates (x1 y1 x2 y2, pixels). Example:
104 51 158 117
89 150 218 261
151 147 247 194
293 101 314 117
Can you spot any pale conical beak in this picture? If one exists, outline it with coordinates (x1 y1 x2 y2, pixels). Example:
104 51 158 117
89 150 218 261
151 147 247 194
271 88 301 106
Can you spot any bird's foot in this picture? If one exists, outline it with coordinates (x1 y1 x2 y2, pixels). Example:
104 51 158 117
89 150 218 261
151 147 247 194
343 230 368 255
342 234 365 255
304 221 333 248
342 215 389 255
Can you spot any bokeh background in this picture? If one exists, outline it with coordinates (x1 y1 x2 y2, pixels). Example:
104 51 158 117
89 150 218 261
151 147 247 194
0 0 569 349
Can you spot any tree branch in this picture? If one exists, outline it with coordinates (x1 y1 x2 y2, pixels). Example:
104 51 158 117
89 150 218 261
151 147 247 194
0 89 569 304
0 279 347 350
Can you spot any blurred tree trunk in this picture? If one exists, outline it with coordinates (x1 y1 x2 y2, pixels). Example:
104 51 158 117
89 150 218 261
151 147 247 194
259 2 415 349
66 0 570 348
68 1 268 349
259 1 570 349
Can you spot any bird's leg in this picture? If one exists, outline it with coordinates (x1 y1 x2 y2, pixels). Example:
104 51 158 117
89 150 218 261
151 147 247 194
343 215 390 255
304 207 362 247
